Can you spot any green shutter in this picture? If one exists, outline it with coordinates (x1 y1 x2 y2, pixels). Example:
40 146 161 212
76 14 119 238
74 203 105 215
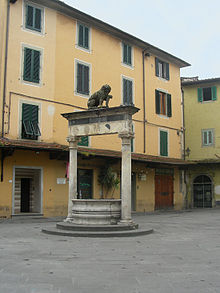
127 45 132 65
198 88 203 102
34 8 41 31
23 48 32 81
160 131 168 156
165 62 170 80
22 104 40 139
155 90 160 114
155 58 159 77
77 63 82 93
78 24 84 47
167 94 172 117
32 50 40 83
123 43 127 64
78 136 89 146
83 65 89 95
84 26 89 49
212 86 217 100
123 79 128 105
26 5 33 28
128 80 133 105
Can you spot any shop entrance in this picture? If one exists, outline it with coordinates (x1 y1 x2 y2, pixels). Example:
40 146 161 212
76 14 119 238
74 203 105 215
77 169 93 199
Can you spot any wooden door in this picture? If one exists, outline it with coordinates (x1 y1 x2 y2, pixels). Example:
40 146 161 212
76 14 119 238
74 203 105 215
155 174 173 209
77 169 93 199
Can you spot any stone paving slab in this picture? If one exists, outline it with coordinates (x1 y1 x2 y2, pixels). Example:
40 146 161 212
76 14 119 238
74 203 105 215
0 209 220 293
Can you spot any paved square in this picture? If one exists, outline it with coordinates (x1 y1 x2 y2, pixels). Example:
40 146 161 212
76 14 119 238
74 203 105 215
0 209 220 293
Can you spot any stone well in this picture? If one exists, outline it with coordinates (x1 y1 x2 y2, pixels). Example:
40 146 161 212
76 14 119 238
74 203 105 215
71 199 121 225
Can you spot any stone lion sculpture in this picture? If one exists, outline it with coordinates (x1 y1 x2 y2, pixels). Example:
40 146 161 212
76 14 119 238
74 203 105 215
87 84 112 109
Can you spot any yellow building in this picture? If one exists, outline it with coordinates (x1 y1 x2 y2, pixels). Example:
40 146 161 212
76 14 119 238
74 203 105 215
0 0 189 218
182 77 220 208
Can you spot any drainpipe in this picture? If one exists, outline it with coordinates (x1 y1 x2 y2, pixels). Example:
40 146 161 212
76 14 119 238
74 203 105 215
181 86 188 208
1 0 15 137
142 50 147 153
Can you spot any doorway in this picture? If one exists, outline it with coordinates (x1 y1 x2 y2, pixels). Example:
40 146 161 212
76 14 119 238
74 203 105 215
13 167 42 214
193 175 212 208
77 169 93 199
155 170 174 209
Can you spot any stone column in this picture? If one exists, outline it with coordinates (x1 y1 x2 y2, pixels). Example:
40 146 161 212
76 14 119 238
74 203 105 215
65 136 78 222
119 131 134 223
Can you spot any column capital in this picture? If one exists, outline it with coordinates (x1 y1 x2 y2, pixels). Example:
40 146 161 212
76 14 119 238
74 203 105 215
118 131 134 140
67 135 78 143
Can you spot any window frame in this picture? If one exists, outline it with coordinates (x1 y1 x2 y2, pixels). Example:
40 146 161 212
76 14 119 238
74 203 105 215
20 101 41 141
122 42 133 68
198 86 217 103
159 129 169 157
76 22 91 52
155 57 169 80
121 75 134 106
201 129 214 147
23 1 44 34
74 59 91 97
21 44 43 86
155 89 172 117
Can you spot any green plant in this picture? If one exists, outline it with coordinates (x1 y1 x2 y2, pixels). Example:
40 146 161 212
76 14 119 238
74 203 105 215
98 166 120 198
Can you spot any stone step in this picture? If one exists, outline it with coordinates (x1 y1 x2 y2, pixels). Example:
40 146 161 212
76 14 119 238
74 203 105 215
41 227 153 238
56 222 139 231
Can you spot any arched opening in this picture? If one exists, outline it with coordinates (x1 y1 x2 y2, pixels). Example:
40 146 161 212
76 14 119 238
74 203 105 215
193 175 212 208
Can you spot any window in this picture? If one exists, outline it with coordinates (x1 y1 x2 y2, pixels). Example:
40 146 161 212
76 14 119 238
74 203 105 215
198 86 217 102
78 136 89 147
76 62 90 95
23 47 41 84
160 130 168 157
122 43 132 66
123 78 133 105
25 3 42 32
155 90 172 117
202 129 214 146
21 103 41 140
77 23 90 50
155 58 169 80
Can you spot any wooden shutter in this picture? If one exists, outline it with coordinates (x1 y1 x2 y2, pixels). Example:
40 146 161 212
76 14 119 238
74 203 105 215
78 24 84 47
34 8 41 31
77 63 83 93
198 88 203 102
23 48 32 81
22 104 40 139
212 86 217 100
128 45 132 65
32 50 40 83
155 90 160 114
165 62 170 80
123 79 128 105
167 94 172 117
83 65 89 95
160 131 168 156
123 44 127 64
155 58 159 77
84 26 89 49
128 80 133 105
26 5 33 28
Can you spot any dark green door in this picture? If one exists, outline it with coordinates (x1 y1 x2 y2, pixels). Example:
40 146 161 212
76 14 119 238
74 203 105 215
20 178 31 212
77 169 93 199
131 173 136 211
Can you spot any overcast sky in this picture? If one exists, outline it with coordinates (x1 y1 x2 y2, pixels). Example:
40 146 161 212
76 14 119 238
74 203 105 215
64 0 220 79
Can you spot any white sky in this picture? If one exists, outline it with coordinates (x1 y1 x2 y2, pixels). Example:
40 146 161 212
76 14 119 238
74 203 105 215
64 0 220 79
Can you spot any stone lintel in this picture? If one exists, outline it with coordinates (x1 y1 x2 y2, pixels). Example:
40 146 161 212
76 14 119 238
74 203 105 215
61 105 139 122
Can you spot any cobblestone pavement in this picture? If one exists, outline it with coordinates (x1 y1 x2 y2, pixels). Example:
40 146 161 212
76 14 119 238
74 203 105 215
0 209 220 293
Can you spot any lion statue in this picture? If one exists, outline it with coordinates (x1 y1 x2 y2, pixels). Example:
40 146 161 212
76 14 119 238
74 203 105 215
87 84 112 109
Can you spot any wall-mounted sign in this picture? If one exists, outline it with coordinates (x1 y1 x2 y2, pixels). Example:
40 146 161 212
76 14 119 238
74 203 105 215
57 178 66 185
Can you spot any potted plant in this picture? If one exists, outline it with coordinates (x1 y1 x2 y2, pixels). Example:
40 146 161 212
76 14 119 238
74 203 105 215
98 166 120 199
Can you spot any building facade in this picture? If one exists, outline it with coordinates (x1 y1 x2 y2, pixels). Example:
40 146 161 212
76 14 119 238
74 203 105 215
0 0 189 218
182 77 220 208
